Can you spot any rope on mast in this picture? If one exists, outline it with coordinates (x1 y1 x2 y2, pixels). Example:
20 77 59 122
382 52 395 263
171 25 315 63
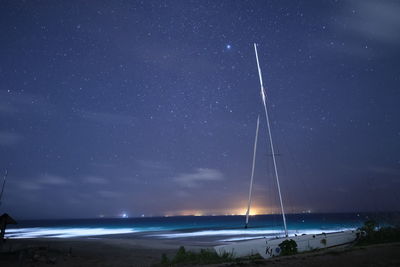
245 115 260 228
254 43 288 237
0 169 8 207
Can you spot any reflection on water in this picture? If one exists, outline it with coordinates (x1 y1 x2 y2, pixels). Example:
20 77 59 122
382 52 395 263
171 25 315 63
6 228 137 238
6 226 354 241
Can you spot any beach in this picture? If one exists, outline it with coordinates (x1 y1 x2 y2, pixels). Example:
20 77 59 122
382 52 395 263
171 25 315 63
2 214 399 266
1 237 400 266
0 237 180 266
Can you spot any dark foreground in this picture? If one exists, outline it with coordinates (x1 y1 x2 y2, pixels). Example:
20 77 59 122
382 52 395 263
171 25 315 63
218 242 400 267
0 238 399 267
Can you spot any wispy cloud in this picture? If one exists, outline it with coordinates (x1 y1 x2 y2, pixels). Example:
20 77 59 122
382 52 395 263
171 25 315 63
97 190 122 198
0 91 54 115
37 174 70 185
368 166 400 176
0 132 23 146
18 182 43 191
173 168 224 188
340 0 400 46
0 103 17 113
312 0 400 59
82 176 109 184
136 160 173 177
137 160 171 171
15 174 70 191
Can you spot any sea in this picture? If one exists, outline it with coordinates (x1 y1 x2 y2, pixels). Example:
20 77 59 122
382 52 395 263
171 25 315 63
5 213 398 243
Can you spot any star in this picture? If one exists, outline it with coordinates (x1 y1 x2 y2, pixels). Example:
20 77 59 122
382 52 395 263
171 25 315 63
226 44 232 49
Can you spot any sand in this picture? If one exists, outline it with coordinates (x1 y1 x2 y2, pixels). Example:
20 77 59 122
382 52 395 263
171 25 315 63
0 237 179 266
1 238 399 266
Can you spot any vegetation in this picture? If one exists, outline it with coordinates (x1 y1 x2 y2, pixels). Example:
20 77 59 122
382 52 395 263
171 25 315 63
357 220 400 245
278 239 298 256
160 246 234 265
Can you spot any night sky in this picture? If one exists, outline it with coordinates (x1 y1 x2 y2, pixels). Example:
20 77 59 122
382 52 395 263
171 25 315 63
1 0 399 219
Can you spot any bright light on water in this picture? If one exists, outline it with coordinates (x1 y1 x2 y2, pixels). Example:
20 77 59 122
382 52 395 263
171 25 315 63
6 226 354 240
5 227 137 239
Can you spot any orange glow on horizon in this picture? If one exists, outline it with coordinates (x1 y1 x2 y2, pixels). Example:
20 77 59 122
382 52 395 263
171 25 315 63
164 206 274 217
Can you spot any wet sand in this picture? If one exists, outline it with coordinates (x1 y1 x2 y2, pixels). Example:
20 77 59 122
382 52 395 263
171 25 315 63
1 238 399 266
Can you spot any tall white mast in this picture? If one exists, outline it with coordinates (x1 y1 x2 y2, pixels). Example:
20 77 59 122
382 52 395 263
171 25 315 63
245 115 260 228
254 43 288 237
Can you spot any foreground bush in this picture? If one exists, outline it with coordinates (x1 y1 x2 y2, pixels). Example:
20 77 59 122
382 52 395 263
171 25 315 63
358 220 400 245
279 239 298 256
160 246 234 265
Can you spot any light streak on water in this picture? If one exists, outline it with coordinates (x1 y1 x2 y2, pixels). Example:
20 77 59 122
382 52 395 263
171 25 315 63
6 226 355 240
5 227 137 239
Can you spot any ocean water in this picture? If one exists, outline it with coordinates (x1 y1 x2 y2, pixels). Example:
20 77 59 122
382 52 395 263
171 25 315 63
5 213 396 242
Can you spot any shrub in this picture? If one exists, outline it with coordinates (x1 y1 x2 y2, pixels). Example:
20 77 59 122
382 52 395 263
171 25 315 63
360 220 378 235
357 220 400 245
161 246 234 265
279 239 298 256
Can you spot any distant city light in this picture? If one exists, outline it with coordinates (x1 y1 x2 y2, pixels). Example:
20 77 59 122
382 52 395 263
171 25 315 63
122 213 128 218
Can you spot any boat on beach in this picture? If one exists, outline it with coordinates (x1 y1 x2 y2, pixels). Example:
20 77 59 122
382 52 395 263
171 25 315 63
214 44 363 259
215 229 362 259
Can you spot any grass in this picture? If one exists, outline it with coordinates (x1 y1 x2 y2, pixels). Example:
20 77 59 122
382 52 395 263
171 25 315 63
357 220 400 246
159 246 263 266
160 246 234 266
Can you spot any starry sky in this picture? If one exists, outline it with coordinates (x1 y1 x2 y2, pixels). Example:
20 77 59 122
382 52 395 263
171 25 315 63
1 0 399 219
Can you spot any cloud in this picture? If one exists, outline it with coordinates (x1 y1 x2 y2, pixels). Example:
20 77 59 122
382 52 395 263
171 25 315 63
342 0 400 45
368 166 400 177
97 190 122 198
137 160 171 171
82 176 108 184
0 103 17 113
15 174 69 191
173 168 224 188
136 160 173 177
37 174 70 185
18 182 44 191
89 162 116 168
0 132 23 146
312 0 400 59
176 190 191 198
0 91 54 116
